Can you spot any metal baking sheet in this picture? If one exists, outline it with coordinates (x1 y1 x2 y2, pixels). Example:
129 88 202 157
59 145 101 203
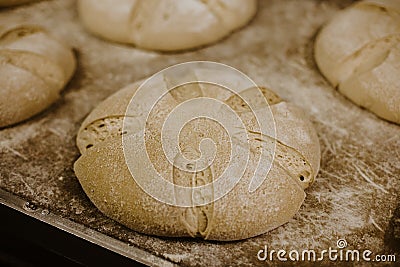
0 0 399 266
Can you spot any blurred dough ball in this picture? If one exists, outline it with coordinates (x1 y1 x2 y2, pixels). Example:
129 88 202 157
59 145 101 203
78 0 257 51
314 0 400 124
0 26 76 127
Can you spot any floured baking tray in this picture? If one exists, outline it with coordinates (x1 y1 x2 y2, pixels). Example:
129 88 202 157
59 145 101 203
0 0 399 266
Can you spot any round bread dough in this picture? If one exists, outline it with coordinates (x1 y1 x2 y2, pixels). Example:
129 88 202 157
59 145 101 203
0 0 35 7
0 25 76 128
77 0 257 51
314 0 400 124
74 73 320 241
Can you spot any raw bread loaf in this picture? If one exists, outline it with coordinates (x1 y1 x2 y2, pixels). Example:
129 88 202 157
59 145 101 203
77 0 257 51
74 72 320 241
0 0 35 7
0 25 76 127
314 0 400 124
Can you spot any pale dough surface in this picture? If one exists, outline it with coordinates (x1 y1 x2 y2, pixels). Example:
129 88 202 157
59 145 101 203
0 25 76 127
314 0 400 124
0 0 398 265
78 0 257 51
74 81 320 241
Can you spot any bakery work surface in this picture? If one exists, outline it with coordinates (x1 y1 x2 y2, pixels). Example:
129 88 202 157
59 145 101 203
0 0 399 266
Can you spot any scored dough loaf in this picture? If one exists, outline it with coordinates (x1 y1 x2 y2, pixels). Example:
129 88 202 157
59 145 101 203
0 25 76 128
77 0 257 51
314 0 400 124
74 73 321 241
